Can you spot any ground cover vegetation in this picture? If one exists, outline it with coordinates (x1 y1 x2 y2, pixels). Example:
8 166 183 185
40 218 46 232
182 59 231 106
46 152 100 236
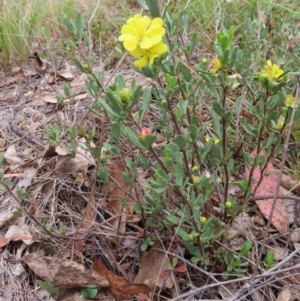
1 0 300 300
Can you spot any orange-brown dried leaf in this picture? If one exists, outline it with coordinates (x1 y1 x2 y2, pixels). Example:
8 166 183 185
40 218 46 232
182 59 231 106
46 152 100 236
22 252 109 289
174 264 187 273
159 269 171 278
93 258 151 300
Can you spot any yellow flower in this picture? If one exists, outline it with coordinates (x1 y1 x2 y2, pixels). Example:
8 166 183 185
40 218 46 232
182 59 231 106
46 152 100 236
285 94 295 107
210 58 222 74
212 58 222 69
258 60 284 82
129 41 168 68
205 137 220 144
118 14 165 51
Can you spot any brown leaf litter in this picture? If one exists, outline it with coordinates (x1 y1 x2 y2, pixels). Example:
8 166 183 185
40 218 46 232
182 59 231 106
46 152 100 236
21 252 109 289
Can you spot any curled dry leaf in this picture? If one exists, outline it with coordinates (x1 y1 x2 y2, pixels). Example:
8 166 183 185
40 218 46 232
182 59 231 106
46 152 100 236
245 149 289 234
93 258 151 300
53 140 95 175
4 145 24 165
0 231 32 249
21 252 109 289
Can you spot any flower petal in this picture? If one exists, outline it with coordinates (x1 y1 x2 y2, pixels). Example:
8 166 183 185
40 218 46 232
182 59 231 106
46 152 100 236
129 46 145 58
134 56 148 68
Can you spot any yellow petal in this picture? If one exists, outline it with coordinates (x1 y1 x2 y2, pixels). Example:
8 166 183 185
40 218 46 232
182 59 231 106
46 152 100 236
140 35 162 49
149 18 164 29
123 36 140 51
149 53 160 65
151 42 168 54
134 56 148 68
129 46 145 58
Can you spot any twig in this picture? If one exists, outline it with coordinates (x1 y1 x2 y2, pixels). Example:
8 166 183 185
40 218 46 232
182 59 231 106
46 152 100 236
250 194 300 202
153 249 233 298
228 214 300 300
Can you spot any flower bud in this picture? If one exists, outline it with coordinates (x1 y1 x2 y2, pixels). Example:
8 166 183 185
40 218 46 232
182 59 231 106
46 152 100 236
191 166 199 174
188 234 194 241
199 216 207 224
192 175 201 184
139 127 152 139
202 58 207 64
99 154 108 164
276 120 284 130
119 88 132 104
225 201 232 209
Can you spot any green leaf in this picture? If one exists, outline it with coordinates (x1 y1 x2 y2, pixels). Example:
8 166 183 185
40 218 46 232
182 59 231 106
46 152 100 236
188 33 197 55
140 65 155 78
265 251 275 264
173 165 184 187
124 127 147 150
182 66 192 82
137 0 148 9
98 98 125 118
166 74 178 90
81 286 98 299
229 46 239 69
37 281 59 297
130 85 143 109
167 213 182 225
174 135 188 150
239 240 252 257
75 13 85 38
73 58 88 73
145 0 160 17
212 113 222 138
221 35 229 52
0 152 4 166
143 134 157 147
103 142 120 156
188 124 198 141
138 87 152 122
115 74 126 90
176 227 189 240
110 122 121 143
213 101 223 117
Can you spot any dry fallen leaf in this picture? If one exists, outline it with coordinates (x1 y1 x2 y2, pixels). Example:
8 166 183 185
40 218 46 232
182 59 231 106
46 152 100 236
93 258 151 300
276 284 291 301
4 145 24 165
22 252 109 289
18 166 36 188
40 93 88 104
134 241 174 290
245 149 289 234
0 226 32 248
